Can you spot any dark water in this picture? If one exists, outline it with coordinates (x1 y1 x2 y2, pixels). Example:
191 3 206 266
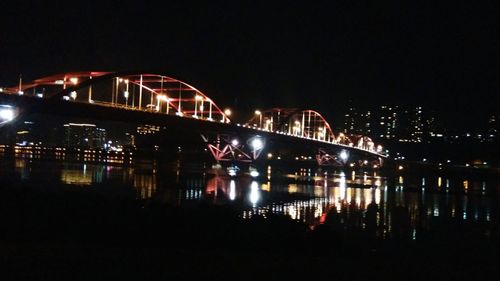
0 153 498 241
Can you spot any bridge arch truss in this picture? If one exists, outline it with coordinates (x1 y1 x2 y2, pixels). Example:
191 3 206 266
9 71 231 123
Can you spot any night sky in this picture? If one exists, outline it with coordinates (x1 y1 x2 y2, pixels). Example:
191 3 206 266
0 1 498 128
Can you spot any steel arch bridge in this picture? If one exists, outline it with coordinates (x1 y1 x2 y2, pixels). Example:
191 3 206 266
0 71 387 166
6 71 230 123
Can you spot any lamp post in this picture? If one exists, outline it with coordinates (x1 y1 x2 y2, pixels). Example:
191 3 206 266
293 120 301 136
124 91 129 106
115 77 122 104
265 119 271 131
255 110 262 129
123 79 129 106
166 97 170 114
157 95 168 112
194 95 203 118
340 150 348 163
156 95 161 112
223 108 231 123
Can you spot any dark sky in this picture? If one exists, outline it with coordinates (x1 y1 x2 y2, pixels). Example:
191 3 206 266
0 1 498 128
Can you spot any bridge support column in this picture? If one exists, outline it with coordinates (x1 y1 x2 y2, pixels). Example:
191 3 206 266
316 148 343 166
202 134 264 163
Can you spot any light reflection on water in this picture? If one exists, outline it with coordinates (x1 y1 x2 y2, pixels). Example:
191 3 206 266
1 157 498 239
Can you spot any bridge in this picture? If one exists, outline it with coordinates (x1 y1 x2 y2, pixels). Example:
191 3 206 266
0 71 387 167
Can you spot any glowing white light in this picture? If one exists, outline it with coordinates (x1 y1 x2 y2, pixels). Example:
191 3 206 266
228 166 238 177
250 170 259 178
249 181 260 205
123 91 129 98
69 77 79 85
0 108 14 121
70 91 77 100
339 173 346 200
229 180 236 200
251 138 263 150
157 94 168 101
231 139 239 146
224 108 232 116
339 150 348 161
375 188 381 204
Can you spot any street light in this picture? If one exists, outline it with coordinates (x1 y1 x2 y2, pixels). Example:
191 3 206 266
340 150 348 162
318 127 325 140
69 77 79 85
251 138 263 150
250 137 264 160
265 119 271 131
124 91 129 106
123 79 130 106
293 120 301 135
165 96 171 114
157 94 169 112
0 105 15 124
255 110 262 129
223 108 232 123
194 95 203 118
114 77 129 105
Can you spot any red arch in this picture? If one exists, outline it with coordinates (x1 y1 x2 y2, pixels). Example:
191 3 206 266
9 71 231 123
284 109 336 142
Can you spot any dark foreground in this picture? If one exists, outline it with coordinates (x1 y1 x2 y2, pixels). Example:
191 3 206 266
1 182 499 281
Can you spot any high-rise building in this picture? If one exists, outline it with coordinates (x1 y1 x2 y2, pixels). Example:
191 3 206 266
376 105 398 140
343 106 372 135
486 115 498 142
343 106 357 134
343 105 426 143
394 106 424 143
